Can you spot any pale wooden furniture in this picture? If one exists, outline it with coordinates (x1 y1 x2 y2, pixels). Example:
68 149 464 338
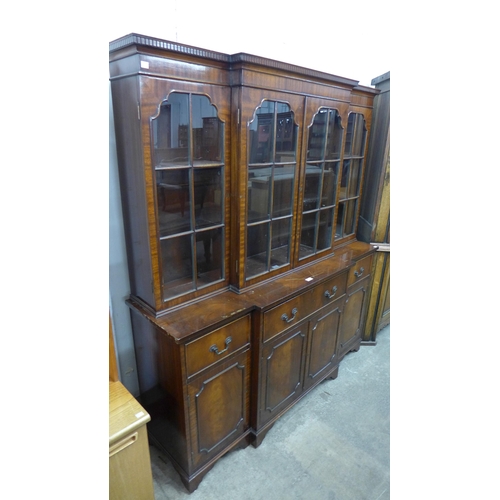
109 315 155 500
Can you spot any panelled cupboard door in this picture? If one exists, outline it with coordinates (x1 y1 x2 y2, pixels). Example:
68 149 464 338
259 324 307 426
303 299 343 391
235 88 305 289
339 277 371 355
187 349 251 469
295 97 350 267
139 78 233 311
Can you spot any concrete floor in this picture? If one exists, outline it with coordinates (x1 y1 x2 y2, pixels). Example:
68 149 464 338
149 325 390 500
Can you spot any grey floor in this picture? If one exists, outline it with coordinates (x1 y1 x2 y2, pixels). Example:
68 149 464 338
149 325 390 500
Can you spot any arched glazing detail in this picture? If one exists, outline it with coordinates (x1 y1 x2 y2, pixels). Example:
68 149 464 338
335 112 367 240
299 108 343 260
245 100 298 280
151 92 225 300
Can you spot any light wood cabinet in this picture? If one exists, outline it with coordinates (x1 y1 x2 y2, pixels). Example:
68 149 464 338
110 33 380 492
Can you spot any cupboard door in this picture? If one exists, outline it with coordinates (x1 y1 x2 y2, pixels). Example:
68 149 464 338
259 325 307 425
339 277 370 356
187 349 250 469
303 301 342 391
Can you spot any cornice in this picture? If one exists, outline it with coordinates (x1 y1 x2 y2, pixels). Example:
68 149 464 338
109 33 363 88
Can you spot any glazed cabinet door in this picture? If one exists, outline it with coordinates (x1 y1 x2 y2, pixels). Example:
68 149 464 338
258 324 307 426
234 88 305 289
296 97 348 266
187 348 251 470
139 79 232 311
303 299 343 391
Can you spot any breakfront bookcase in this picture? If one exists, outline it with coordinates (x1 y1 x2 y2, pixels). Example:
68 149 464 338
109 33 380 492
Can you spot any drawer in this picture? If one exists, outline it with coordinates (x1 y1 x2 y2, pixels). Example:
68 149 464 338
262 272 348 343
263 294 308 343
347 255 373 287
185 315 251 377
310 272 348 310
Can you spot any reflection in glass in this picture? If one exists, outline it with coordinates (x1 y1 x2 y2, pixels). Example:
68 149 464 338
321 164 338 207
161 235 195 299
317 209 334 251
156 169 191 237
348 159 361 199
272 165 294 218
153 93 190 166
299 212 317 259
246 223 269 278
248 166 271 223
249 101 275 164
194 167 223 228
303 164 321 211
340 161 349 200
271 218 291 269
152 92 225 300
196 227 223 287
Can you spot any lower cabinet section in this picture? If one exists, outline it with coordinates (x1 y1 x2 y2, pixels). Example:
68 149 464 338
129 243 375 492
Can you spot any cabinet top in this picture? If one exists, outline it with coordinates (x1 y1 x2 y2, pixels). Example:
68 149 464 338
109 33 378 94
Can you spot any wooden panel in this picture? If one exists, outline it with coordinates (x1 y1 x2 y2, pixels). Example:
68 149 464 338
259 326 307 424
303 301 342 390
185 315 251 377
339 277 370 354
187 349 250 468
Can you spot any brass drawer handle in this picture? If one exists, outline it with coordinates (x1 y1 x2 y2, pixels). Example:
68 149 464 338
324 285 338 300
209 336 232 356
354 267 365 279
281 307 298 323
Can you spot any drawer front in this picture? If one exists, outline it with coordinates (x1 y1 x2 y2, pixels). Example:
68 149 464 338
185 315 251 377
309 272 347 311
263 295 308 343
347 255 373 287
263 273 348 343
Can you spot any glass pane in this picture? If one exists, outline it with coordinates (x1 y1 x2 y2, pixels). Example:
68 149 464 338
317 208 333 251
156 169 191 237
192 95 223 164
276 104 297 162
321 163 338 208
248 166 271 222
249 101 275 164
348 159 361 198
340 160 349 200
325 110 343 160
352 114 366 157
307 109 328 161
344 113 355 157
161 234 194 299
272 165 295 217
303 164 322 211
194 167 223 229
344 200 357 235
335 202 345 239
270 218 291 269
152 93 189 167
299 212 317 259
246 223 269 278
196 227 223 287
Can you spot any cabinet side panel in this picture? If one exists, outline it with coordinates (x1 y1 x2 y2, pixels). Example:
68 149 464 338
110 76 154 306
